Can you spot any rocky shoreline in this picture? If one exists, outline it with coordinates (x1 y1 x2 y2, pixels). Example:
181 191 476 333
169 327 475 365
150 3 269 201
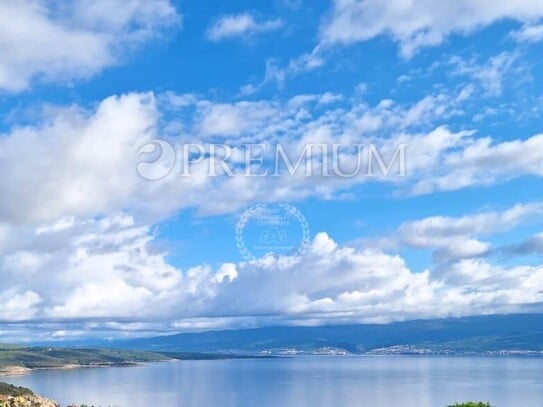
0 382 58 407
0 362 143 377
0 366 30 376
0 393 58 407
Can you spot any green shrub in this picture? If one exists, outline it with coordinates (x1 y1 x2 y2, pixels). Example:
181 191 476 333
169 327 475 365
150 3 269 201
0 382 33 396
447 403 490 407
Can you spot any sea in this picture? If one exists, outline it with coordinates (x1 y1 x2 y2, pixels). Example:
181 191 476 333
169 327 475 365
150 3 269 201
4 356 542 407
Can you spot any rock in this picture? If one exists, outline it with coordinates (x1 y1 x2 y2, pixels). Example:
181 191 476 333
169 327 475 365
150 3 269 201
0 392 59 407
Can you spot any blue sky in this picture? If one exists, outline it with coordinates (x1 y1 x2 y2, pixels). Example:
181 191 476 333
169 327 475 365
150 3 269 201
1 0 543 341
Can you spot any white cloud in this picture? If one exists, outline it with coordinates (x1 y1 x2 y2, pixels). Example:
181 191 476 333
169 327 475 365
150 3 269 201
206 13 283 42
0 0 179 92
0 214 185 321
512 23 543 43
241 47 327 92
321 0 543 56
0 93 162 223
197 101 278 136
450 52 521 96
212 263 238 284
410 133 543 195
390 203 543 260
0 289 42 321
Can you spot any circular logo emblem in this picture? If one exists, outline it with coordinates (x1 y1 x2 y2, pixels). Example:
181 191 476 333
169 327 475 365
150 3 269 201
136 140 176 181
236 203 311 261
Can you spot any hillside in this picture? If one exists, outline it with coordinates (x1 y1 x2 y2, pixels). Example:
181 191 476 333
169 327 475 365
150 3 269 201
110 314 543 355
0 382 33 397
0 346 167 374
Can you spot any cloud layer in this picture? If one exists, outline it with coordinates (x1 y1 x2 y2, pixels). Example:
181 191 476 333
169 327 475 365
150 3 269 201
0 89 542 339
3 219 543 340
2 0 543 341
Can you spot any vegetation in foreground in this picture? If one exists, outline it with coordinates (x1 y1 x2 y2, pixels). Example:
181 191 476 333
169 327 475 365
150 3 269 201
448 403 491 407
0 382 58 406
0 383 33 397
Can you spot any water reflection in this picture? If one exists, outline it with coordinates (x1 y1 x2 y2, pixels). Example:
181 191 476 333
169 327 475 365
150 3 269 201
4 356 542 407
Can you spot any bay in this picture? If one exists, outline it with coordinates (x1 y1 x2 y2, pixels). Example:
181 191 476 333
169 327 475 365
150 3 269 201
4 356 543 407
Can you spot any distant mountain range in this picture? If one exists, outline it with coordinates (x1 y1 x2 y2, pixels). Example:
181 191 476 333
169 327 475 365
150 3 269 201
102 314 543 356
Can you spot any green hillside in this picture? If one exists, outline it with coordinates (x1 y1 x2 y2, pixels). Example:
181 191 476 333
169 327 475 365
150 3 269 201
0 382 33 396
0 345 167 371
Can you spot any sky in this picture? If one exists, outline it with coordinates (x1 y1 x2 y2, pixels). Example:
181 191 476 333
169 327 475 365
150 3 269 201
1 0 543 342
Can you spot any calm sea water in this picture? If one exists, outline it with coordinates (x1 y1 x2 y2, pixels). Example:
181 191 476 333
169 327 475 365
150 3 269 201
4 356 543 407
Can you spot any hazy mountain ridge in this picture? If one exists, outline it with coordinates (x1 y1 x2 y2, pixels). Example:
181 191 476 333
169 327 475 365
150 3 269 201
107 314 543 355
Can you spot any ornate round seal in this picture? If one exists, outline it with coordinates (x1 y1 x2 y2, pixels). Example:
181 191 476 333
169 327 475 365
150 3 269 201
236 203 311 261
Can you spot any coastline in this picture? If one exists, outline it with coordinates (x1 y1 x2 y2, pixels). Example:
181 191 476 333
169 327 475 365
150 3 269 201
2 351 542 377
0 361 146 377
0 348 280 378
0 366 30 377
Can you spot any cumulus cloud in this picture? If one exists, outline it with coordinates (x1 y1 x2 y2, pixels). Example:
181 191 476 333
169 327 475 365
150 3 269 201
321 0 543 56
0 214 184 322
0 0 179 92
0 93 162 223
3 225 543 338
177 235 543 327
206 13 283 42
